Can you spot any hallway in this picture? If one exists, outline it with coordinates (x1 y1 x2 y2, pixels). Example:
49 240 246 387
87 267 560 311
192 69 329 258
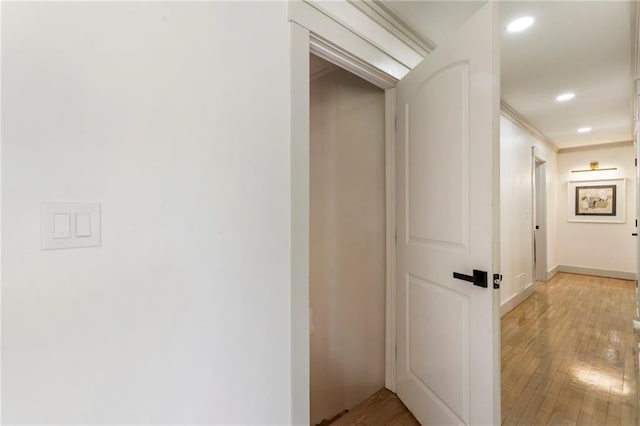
502 273 637 425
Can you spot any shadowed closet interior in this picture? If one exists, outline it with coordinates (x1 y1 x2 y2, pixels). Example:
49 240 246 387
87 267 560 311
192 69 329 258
309 54 386 425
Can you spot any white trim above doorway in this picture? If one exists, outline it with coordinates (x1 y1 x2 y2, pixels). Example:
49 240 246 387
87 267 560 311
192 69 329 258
289 0 423 81
309 35 398 89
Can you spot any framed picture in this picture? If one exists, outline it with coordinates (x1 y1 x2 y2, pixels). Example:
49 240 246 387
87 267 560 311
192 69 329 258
575 184 616 216
568 178 625 223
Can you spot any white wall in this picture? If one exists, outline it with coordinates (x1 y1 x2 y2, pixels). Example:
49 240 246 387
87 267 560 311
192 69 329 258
500 116 558 310
309 63 386 425
557 144 636 276
2 3 292 424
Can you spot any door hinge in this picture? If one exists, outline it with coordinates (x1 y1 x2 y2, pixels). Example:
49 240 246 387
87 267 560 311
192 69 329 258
636 158 638 167
493 274 503 289
395 229 398 246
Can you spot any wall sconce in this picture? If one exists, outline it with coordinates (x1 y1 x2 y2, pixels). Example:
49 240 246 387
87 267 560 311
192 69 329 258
571 161 617 173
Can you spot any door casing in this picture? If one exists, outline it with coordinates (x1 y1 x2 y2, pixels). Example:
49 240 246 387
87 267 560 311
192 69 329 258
290 19 401 426
290 3 499 423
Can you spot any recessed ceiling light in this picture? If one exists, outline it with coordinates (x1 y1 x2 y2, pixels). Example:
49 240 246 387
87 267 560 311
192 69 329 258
556 93 575 102
578 127 592 133
507 16 534 33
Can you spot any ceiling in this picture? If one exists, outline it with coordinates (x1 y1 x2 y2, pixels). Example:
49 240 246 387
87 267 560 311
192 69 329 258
381 1 635 149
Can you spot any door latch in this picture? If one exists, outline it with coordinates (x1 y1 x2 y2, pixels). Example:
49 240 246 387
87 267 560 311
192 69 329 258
493 274 503 289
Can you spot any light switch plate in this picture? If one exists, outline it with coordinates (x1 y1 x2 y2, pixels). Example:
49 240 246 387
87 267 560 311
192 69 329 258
42 202 101 250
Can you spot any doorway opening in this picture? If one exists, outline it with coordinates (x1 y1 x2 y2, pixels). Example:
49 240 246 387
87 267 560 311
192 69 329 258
533 155 547 282
308 54 400 425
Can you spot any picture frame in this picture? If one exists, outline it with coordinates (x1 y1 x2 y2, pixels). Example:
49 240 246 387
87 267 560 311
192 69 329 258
568 178 625 223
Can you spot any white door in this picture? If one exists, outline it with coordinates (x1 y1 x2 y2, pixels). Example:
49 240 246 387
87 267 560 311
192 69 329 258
395 3 500 425
636 82 640 313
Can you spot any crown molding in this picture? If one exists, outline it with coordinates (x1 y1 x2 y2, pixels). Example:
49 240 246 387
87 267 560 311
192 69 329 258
557 140 634 154
500 100 559 152
347 0 435 56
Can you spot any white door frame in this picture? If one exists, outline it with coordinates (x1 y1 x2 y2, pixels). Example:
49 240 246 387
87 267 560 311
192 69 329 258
291 30 396 424
291 32 399 425
289 2 415 422
532 148 548 282
290 22 312 425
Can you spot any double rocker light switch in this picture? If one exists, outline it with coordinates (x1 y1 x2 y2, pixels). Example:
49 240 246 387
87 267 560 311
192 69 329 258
42 202 101 250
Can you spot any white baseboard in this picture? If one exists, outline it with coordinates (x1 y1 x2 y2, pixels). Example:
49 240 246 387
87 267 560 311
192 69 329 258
500 283 536 317
556 265 636 281
547 265 558 281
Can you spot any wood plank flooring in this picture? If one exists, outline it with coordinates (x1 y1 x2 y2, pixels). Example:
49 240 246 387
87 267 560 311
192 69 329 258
324 273 637 425
502 273 637 426
327 388 419 425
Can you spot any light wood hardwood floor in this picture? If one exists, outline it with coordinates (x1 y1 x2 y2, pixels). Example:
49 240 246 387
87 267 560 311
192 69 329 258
326 388 419 425
502 273 636 425
324 273 637 425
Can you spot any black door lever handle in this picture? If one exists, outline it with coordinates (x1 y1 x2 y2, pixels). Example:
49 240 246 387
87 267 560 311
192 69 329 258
453 269 488 288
